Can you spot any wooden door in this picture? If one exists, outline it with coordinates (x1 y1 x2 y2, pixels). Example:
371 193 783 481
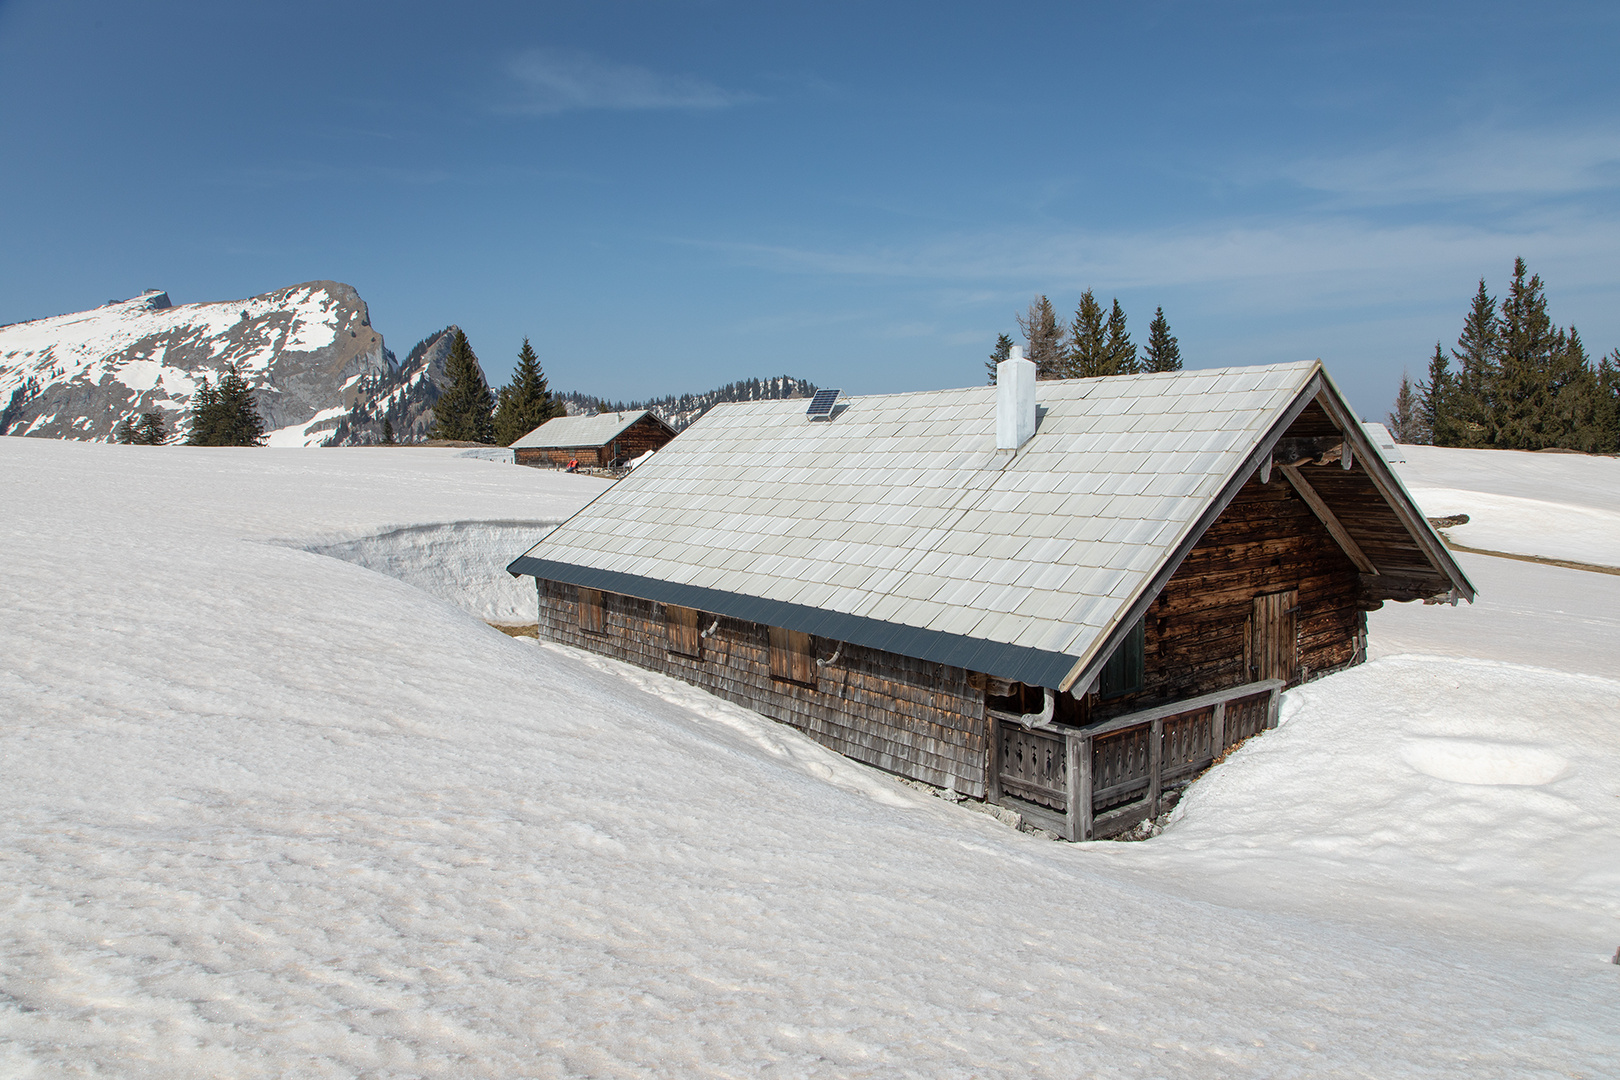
1251 589 1298 684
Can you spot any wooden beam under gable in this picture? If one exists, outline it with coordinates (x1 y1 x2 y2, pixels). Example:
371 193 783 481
1277 464 1378 574
1307 385 1476 602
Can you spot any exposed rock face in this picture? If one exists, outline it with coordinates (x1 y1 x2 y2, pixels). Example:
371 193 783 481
0 282 395 445
322 326 464 446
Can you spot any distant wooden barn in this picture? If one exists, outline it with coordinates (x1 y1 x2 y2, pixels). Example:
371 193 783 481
508 355 1472 839
510 410 677 469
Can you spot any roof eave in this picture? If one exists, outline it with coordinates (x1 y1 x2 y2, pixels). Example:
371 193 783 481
505 555 1082 688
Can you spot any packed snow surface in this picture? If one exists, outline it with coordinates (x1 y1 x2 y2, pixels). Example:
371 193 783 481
2 436 1617 1077
1370 444 1620 678
1395 443 1620 568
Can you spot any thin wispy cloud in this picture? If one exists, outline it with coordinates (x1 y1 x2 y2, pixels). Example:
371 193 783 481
503 48 749 115
1286 125 1620 204
678 210 1620 315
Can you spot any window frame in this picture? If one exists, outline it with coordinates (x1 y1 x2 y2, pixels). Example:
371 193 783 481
665 604 703 659
1098 618 1145 699
768 626 817 687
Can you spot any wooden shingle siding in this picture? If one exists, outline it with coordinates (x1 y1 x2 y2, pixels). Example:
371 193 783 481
537 579 990 797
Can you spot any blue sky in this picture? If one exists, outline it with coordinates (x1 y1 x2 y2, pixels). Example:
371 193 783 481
2 1 1617 417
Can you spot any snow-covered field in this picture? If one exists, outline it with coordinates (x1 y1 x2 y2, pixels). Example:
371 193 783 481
1370 445 1620 679
1396 444 1620 569
2 435 1617 1078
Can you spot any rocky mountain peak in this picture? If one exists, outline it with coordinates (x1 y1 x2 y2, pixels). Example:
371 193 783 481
0 281 403 444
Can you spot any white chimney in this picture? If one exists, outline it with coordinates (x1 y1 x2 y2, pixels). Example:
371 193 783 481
996 345 1037 449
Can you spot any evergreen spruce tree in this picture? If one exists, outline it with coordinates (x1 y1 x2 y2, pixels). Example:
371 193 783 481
185 377 220 445
213 365 267 446
1140 307 1181 372
382 417 396 445
135 411 170 445
1417 344 1457 447
493 337 559 446
1069 290 1109 378
1016 296 1067 379
1597 350 1620 453
184 368 263 445
114 416 137 444
1387 373 1422 444
1451 278 1499 447
1103 300 1137 375
428 329 496 443
986 333 1014 385
1549 326 1601 451
1493 258 1558 449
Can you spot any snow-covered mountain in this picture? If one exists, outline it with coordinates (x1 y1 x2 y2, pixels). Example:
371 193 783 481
0 282 450 446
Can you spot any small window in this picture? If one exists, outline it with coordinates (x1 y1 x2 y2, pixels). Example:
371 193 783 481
769 626 817 686
1099 618 1145 699
578 587 604 634
665 604 702 659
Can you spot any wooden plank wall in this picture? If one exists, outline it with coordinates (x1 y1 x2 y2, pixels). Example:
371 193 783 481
536 579 991 797
1092 475 1365 723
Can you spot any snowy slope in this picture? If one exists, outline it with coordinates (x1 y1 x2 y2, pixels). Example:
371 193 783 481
1369 444 1620 676
1 437 1616 1077
0 283 388 446
1395 444 1620 568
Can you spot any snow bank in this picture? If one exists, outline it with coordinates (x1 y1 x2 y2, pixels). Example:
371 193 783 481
1407 486 1620 569
1108 656 1620 949
296 520 559 624
2 436 1617 1077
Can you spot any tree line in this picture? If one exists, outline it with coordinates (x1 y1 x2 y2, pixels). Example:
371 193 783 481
989 292 1182 383
557 375 819 431
1388 258 1620 453
108 332 566 449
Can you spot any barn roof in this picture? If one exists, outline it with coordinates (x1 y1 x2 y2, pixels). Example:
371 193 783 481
510 361 1471 690
510 410 671 450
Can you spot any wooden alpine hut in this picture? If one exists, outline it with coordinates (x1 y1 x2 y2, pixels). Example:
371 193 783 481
508 353 1472 839
510 410 677 469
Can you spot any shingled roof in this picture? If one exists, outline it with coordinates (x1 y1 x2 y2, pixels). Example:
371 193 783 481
509 361 1470 690
510 410 672 450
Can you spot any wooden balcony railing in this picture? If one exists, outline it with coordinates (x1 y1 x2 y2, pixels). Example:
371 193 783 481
988 679 1284 841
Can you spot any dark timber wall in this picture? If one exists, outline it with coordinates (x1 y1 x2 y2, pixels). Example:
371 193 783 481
1088 474 1365 723
536 579 991 797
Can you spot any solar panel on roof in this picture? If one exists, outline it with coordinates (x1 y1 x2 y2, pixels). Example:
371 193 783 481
806 388 841 419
